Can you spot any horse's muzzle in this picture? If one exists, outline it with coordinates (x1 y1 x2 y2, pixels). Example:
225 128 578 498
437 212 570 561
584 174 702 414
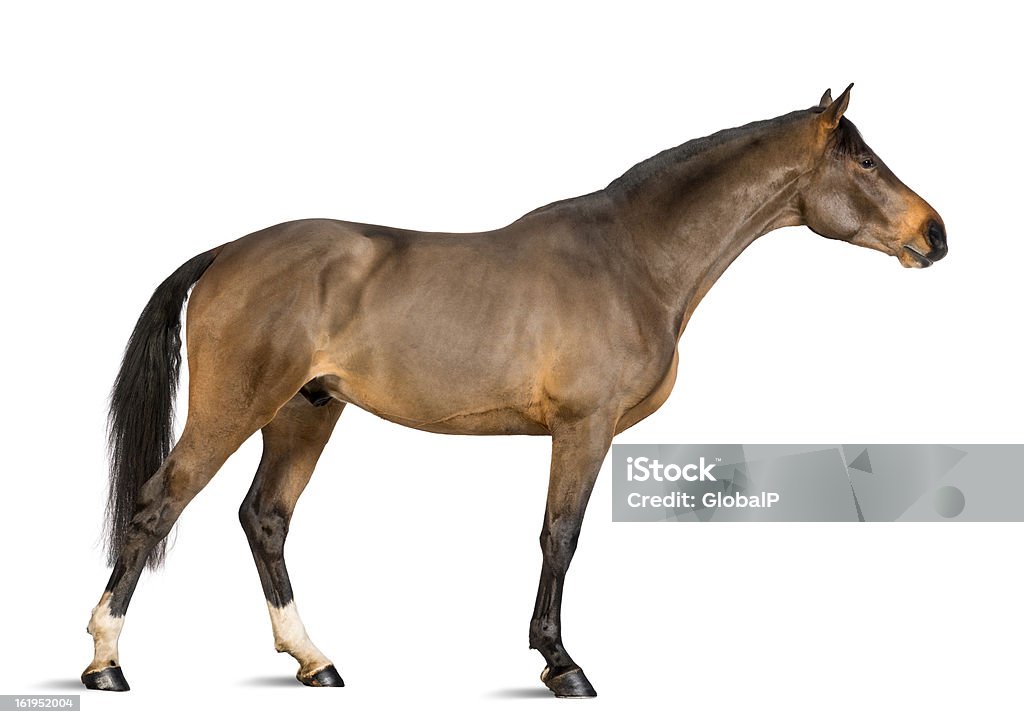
925 219 947 261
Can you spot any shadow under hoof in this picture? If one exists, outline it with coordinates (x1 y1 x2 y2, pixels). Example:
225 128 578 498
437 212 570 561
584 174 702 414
540 665 597 698
490 687 552 699
241 676 304 688
36 679 85 690
82 666 130 692
298 664 345 687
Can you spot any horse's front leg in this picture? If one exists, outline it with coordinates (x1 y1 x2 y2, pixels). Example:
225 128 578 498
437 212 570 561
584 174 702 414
530 414 615 698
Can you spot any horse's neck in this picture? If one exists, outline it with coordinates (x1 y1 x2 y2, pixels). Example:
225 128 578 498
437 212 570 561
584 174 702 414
609 116 816 334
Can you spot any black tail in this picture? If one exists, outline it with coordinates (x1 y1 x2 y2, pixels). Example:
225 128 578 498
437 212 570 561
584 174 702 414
105 247 222 570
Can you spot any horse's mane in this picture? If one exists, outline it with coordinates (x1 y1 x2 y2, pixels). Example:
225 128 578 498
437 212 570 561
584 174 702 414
604 109 812 194
520 106 867 221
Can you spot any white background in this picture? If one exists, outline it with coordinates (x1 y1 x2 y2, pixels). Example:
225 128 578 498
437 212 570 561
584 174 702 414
2 2 1021 722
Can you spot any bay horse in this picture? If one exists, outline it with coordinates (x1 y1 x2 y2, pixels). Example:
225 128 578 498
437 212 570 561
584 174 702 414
83 85 947 697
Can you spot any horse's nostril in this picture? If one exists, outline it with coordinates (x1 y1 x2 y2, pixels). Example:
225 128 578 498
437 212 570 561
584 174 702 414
926 219 947 261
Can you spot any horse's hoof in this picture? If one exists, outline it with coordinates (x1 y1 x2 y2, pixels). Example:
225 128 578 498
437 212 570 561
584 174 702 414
298 664 345 687
541 665 597 698
82 666 130 692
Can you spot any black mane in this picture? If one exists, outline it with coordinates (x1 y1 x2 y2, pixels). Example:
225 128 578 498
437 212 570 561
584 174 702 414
522 106 868 221
604 110 809 194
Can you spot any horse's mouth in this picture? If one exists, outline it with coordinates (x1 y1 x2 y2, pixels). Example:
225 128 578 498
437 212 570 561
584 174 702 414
901 245 933 268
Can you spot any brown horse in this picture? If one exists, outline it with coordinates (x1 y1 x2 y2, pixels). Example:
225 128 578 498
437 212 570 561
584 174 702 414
83 85 946 697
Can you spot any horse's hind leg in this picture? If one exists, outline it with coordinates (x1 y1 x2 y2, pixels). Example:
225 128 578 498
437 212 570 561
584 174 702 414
83 350 310 691
239 393 345 686
530 415 615 698
83 415 268 691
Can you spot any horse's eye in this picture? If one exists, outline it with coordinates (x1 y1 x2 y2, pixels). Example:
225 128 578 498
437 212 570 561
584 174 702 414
860 157 876 169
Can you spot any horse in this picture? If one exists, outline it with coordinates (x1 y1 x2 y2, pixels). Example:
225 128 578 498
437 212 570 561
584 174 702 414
83 84 947 697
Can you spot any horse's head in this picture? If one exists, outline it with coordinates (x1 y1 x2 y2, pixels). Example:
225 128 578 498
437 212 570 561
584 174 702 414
800 84 946 268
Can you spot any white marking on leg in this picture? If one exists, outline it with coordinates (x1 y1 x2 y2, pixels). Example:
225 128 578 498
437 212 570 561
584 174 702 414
85 591 124 673
267 601 332 678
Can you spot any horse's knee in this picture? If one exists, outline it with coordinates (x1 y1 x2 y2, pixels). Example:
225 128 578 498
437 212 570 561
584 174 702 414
239 501 289 559
121 464 204 543
539 518 582 567
126 505 177 541
124 486 182 543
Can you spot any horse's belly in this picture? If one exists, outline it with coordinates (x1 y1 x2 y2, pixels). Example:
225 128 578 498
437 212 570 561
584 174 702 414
312 372 550 436
377 406 548 435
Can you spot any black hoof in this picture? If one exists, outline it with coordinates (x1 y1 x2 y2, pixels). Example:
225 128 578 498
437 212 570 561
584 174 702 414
82 666 130 692
298 664 345 687
541 665 597 698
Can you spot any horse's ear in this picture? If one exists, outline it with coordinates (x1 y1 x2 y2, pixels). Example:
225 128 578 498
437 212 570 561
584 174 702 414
818 88 833 107
821 83 853 130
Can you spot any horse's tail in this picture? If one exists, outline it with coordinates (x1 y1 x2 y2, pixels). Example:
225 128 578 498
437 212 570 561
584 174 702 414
105 246 223 570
